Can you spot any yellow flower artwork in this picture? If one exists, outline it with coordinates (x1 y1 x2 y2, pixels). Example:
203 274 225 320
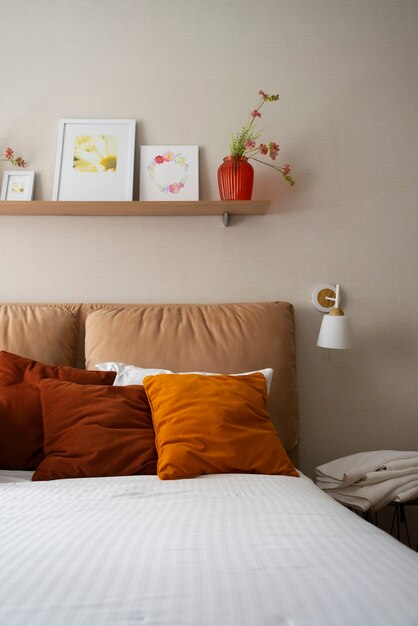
10 181 25 193
73 135 118 172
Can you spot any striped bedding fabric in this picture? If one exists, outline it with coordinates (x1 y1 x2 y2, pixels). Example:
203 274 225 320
1 471 418 626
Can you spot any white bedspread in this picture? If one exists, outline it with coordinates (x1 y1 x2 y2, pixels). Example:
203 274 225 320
1 472 417 626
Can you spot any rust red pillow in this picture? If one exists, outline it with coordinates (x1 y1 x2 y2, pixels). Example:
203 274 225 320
33 381 157 481
0 350 116 386
0 351 116 470
0 385 44 470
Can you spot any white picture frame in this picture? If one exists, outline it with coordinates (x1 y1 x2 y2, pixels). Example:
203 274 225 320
0 170 35 201
139 145 199 201
52 119 136 201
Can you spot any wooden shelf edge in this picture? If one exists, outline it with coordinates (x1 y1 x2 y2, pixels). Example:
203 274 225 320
0 200 270 217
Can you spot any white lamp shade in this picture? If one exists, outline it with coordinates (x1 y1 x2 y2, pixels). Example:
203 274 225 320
317 314 353 349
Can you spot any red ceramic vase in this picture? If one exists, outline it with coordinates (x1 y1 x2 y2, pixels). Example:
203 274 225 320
217 156 254 200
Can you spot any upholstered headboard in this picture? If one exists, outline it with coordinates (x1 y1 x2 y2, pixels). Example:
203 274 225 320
0 301 299 463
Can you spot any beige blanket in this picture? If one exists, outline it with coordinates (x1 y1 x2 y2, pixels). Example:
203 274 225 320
316 450 418 511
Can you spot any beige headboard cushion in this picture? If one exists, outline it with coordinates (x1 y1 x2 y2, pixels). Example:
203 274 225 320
84 302 299 461
0 301 299 463
0 304 80 366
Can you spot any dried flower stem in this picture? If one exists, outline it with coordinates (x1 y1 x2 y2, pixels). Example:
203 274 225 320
228 90 294 186
1 147 27 168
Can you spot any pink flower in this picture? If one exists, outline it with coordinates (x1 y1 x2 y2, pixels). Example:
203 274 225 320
1 146 28 167
244 139 256 149
259 143 268 155
168 183 181 193
283 163 291 175
258 90 279 102
155 155 164 164
251 110 261 118
163 151 175 162
269 142 280 160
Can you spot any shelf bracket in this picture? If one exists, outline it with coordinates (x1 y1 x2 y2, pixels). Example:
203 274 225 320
222 212 230 227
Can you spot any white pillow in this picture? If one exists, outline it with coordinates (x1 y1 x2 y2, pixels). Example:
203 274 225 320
95 363 172 386
95 362 273 393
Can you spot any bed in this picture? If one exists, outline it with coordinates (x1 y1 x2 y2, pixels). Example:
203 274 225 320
0 301 417 626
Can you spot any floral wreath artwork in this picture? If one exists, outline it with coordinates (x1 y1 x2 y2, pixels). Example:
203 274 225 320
147 151 189 194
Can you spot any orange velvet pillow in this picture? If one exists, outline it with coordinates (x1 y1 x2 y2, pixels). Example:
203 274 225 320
0 350 116 386
143 373 298 480
33 380 157 481
0 351 116 470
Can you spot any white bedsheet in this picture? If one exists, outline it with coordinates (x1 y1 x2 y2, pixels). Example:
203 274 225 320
0 470 33 483
1 472 417 626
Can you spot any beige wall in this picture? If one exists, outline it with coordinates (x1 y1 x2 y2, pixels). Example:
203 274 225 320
1 1 417 490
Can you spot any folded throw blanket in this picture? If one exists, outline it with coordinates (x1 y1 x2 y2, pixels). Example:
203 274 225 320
316 450 418 488
320 474 418 511
315 451 418 511
393 483 418 503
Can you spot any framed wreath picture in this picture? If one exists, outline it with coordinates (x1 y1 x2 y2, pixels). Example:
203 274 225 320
1 170 35 201
52 119 136 200
139 145 199 201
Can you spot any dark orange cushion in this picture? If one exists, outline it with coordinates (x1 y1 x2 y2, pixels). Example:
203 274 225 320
33 380 157 481
0 350 116 386
143 373 298 480
0 385 44 470
0 351 116 470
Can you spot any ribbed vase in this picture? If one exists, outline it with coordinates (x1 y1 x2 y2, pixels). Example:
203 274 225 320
217 156 254 200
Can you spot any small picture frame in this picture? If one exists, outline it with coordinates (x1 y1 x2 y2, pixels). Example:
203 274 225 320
140 145 199 200
52 119 136 201
0 170 35 201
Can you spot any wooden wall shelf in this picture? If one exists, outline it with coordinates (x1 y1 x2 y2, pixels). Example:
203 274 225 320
0 200 270 226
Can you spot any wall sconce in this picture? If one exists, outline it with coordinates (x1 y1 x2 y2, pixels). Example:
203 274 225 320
311 283 353 349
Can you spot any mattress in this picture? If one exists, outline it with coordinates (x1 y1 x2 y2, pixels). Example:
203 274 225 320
1 472 417 626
